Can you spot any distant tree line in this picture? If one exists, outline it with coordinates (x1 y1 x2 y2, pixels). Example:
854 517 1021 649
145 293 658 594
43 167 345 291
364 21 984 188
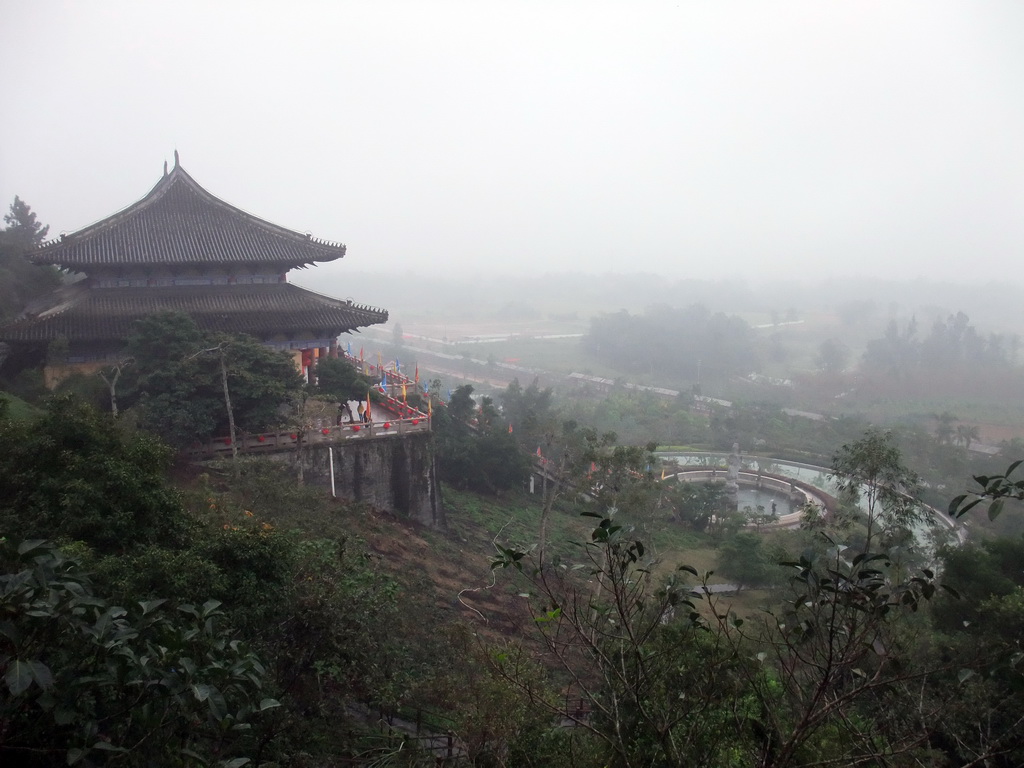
863 311 1020 377
583 304 757 384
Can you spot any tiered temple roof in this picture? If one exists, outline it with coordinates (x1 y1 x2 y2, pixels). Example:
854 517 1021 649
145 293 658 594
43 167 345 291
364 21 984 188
0 284 387 343
30 161 347 270
0 156 388 352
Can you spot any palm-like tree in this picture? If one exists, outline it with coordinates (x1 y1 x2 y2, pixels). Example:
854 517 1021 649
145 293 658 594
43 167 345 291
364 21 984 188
955 423 981 452
933 411 957 445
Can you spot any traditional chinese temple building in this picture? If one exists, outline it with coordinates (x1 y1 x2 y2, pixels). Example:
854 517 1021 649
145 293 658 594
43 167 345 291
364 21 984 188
0 154 387 386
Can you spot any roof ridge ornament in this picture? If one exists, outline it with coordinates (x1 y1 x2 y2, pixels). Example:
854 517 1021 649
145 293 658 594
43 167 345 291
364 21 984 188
163 160 168 177
173 149 180 167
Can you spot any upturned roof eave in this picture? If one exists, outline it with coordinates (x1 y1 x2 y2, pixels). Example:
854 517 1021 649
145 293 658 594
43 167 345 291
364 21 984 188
29 159 347 266
0 283 388 344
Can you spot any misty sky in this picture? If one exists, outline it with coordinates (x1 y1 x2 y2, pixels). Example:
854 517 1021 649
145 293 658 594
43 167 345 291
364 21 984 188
1 1 1022 285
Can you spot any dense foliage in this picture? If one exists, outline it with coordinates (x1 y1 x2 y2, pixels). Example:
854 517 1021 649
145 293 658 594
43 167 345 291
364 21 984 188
433 384 531 494
121 313 304 447
489 432 1024 767
313 355 376 404
5 294 1024 765
1 540 275 767
0 398 440 765
0 396 187 554
0 196 60 324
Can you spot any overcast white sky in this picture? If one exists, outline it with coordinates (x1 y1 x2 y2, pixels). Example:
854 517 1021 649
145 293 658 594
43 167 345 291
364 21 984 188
1 1 1022 284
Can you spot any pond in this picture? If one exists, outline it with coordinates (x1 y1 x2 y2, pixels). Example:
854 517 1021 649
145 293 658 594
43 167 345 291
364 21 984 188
657 451 962 544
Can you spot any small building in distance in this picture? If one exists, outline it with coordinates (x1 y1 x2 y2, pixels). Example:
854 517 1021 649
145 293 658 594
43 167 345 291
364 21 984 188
0 154 387 386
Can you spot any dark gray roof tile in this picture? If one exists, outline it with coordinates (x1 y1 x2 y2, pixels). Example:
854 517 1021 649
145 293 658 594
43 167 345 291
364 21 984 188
31 164 346 269
0 284 387 343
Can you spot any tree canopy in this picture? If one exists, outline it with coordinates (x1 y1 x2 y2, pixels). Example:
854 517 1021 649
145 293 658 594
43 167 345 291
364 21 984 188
0 196 60 322
0 395 187 554
433 384 531 494
121 312 303 447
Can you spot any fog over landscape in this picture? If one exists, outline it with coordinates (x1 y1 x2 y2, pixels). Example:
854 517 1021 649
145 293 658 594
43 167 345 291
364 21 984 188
2 1 1023 287
10 6 1024 765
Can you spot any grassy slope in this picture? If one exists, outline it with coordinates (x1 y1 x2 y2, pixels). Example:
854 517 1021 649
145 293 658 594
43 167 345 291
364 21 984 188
0 391 39 420
207 460 752 628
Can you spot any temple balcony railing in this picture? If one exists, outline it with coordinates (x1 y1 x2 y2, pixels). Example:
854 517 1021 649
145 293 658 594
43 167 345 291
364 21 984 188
185 413 431 459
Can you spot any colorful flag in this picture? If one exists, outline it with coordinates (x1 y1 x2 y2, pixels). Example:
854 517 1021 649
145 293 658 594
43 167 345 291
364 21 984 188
508 423 513 434
402 382 407 401
395 358 400 373
366 394 372 422
536 446 542 457
382 370 388 388
414 364 419 384
347 341 352 356
378 351 382 370
360 346 364 361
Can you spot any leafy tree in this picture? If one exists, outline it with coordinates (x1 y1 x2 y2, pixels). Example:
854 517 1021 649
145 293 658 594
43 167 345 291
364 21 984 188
446 383 476 423
933 410 957 445
933 536 1024 633
533 420 656 561
659 479 728 531
2 196 49 246
0 539 276 767
314 355 373 404
492 507 746 767
433 384 531 495
0 196 60 322
500 377 555 449
716 531 773 588
830 428 925 551
0 395 188 554
814 337 849 374
954 423 981 452
491 432 966 767
948 458 1024 524
123 312 303 448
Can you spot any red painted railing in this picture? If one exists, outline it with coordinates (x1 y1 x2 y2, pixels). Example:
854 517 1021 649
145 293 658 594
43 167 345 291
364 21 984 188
186 414 430 458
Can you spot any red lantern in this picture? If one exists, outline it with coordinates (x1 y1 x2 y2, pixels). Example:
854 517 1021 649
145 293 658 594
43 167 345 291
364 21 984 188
258 435 266 442
412 419 419 425
290 433 298 440
352 425 361 432
223 438 232 445
383 422 391 429
321 428 330 435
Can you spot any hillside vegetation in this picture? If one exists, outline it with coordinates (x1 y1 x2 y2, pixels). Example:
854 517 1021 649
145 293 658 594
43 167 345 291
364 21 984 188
4 362 1024 766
